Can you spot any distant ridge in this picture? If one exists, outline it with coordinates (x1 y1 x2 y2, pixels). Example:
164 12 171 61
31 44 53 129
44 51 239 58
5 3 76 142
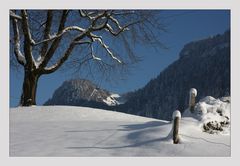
117 30 230 120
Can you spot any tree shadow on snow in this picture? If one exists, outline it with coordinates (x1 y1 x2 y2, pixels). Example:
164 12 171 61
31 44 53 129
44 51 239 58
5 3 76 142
119 121 169 131
64 129 117 133
65 120 172 150
66 137 170 150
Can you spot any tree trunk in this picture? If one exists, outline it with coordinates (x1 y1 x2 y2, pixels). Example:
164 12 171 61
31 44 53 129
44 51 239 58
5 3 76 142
20 69 40 106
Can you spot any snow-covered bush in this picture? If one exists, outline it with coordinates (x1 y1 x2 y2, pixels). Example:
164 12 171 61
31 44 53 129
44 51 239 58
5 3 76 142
195 96 230 134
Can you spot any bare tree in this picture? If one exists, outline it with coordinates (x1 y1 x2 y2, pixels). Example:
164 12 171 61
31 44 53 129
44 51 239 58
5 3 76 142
10 10 166 106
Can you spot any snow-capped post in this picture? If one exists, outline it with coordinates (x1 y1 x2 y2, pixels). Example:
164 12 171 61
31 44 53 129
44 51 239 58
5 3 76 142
189 88 197 113
172 110 181 144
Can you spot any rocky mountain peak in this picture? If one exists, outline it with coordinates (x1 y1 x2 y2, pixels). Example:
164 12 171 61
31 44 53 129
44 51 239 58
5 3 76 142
44 79 119 108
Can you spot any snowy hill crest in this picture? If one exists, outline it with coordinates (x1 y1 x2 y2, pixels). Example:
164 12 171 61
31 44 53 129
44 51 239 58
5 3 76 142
10 100 230 156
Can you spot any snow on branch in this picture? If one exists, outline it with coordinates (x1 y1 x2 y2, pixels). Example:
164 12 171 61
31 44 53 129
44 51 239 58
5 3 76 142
10 10 22 20
92 11 108 24
79 10 94 20
40 10 53 58
109 16 123 29
90 33 122 63
34 11 69 70
11 15 26 65
103 14 144 37
90 44 102 61
80 11 109 31
79 10 107 21
79 10 87 17
15 44 26 65
112 10 136 16
105 16 143 37
73 40 92 45
34 26 85 46
42 43 75 74
92 19 108 30
21 10 35 45
33 10 140 73
105 23 129 36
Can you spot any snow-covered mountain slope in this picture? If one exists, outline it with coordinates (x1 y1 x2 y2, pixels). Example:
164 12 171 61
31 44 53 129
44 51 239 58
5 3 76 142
119 30 230 120
10 103 230 157
103 93 121 106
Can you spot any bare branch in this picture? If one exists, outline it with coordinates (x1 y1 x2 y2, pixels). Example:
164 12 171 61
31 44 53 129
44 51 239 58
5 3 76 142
12 10 165 77
79 10 107 21
112 11 136 16
79 10 87 17
105 23 127 36
40 10 53 58
109 16 123 29
92 11 108 26
104 19 142 37
90 44 102 61
10 10 167 107
21 10 35 45
11 15 25 65
21 10 35 67
79 10 110 31
73 40 92 45
39 10 69 69
79 10 94 19
104 13 144 37
92 18 108 30
42 36 95 74
90 33 122 63
10 10 22 20
34 26 85 46
42 42 75 74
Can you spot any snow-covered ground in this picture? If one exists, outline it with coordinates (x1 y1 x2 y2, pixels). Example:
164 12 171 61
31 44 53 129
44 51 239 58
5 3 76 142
10 97 230 157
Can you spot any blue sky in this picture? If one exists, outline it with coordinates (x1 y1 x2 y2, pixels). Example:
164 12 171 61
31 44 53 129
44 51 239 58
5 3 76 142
10 10 230 107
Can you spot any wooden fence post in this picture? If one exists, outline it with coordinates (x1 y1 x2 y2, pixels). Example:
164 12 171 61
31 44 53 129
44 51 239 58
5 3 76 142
172 110 181 144
189 88 197 113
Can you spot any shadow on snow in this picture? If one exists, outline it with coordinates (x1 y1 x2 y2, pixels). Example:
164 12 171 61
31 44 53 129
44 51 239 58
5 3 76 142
65 120 172 150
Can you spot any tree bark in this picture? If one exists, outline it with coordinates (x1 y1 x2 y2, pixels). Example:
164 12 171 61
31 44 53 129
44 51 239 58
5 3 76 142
20 69 40 106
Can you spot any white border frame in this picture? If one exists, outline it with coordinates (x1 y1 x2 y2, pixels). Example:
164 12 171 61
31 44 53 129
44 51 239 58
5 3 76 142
1 0 240 165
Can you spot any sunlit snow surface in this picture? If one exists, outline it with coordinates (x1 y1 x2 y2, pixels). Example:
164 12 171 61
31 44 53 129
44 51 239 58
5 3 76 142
10 97 230 157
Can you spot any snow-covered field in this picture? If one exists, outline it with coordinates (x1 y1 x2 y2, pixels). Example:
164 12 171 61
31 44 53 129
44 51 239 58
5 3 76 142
10 97 230 157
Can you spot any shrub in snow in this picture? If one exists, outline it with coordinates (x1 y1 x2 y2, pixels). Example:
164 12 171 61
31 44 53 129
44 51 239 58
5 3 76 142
194 96 230 134
203 120 229 134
